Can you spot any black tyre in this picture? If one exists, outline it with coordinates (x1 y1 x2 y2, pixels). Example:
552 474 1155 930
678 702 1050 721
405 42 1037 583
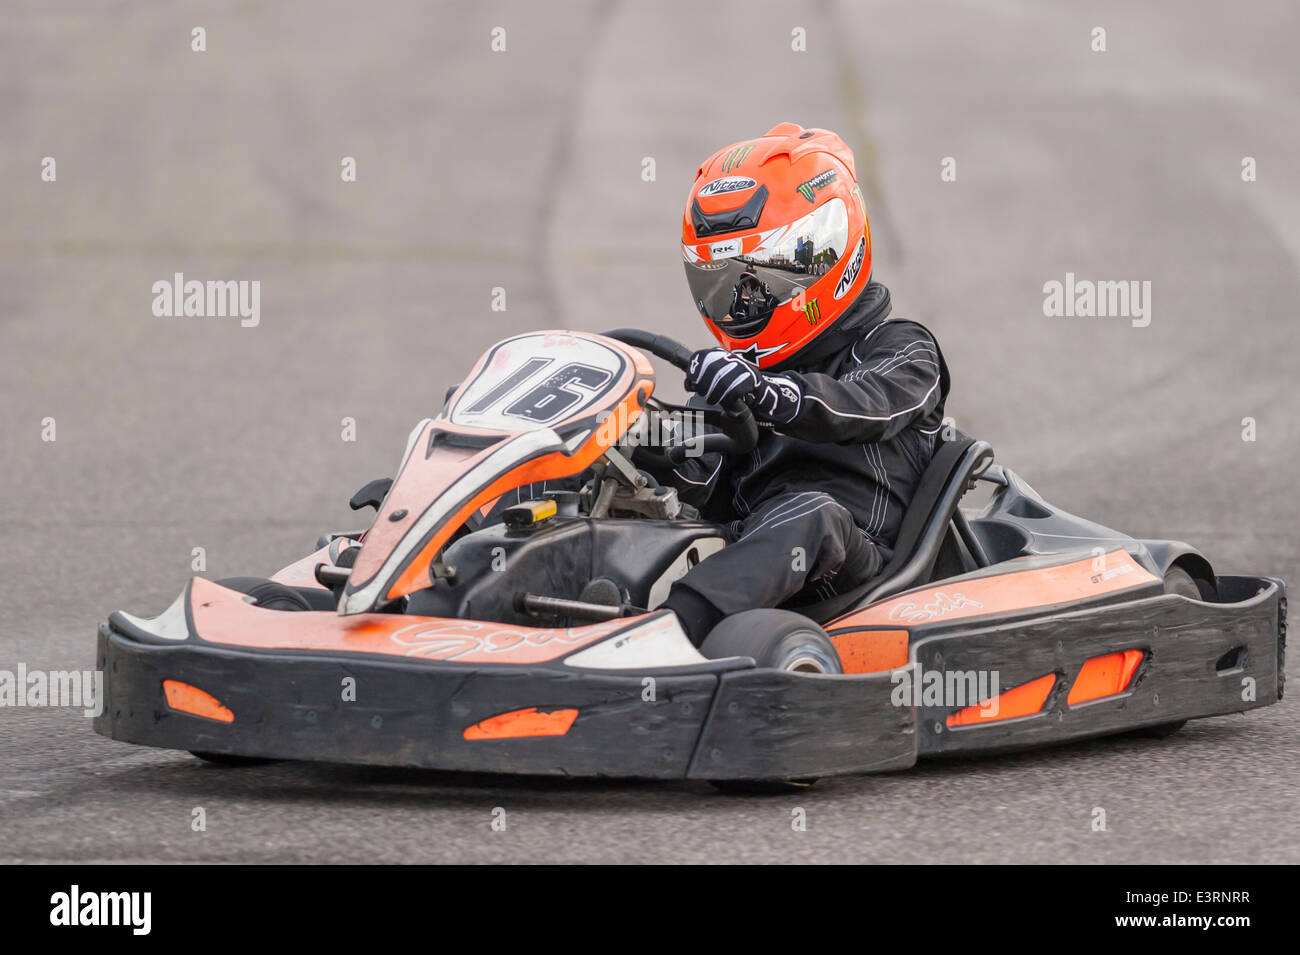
1125 565 1214 739
699 609 842 674
215 576 312 612
1163 565 1212 601
702 610 840 793
190 751 275 767
709 778 819 796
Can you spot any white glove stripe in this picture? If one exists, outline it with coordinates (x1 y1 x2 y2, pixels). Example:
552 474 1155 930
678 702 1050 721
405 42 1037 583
705 364 740 404
698 350 729 375
716 370 752 405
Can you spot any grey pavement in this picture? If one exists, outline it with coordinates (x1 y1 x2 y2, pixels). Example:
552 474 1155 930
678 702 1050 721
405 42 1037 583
0 0 1296 863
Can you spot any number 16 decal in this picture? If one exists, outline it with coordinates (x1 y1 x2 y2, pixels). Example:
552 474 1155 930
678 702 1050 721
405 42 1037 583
504 363 613 423
463 357 553 416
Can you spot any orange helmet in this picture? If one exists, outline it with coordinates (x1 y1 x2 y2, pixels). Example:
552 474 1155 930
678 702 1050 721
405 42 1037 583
682 123 871 369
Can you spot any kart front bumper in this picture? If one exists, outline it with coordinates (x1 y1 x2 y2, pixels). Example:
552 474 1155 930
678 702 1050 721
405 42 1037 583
93 621 916 780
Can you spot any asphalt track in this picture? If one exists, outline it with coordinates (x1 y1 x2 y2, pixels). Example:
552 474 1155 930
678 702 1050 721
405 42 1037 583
1 1 1297 864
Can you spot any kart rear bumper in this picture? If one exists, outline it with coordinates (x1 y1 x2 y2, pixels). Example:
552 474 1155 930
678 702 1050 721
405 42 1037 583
914 574 1286 756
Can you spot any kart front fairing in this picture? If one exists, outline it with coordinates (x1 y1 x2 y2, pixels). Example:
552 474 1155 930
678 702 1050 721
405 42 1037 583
339 330 654 614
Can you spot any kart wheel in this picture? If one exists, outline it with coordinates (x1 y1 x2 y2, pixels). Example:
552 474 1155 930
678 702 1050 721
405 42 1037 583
709 777 819 796
1126 566 1212 739
702 610 839 795
190 751 276 767
699 609 842 674
1163 565 1211 601
215 577 312 612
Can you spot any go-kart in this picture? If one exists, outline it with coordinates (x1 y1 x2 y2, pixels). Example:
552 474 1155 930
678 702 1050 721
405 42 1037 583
94 329 1287 787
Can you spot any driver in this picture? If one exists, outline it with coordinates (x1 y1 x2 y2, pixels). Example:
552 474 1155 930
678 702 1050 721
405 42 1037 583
662 122 950 645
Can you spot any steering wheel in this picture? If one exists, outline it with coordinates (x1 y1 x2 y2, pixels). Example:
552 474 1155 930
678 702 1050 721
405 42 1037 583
602 328 759 463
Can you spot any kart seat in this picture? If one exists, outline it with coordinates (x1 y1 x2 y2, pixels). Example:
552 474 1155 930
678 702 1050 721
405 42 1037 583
793 432 994 625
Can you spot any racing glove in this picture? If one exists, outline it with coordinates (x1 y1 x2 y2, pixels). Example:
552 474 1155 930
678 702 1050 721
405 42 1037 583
747 374 802 425
684 348 802 425
684 348 761 406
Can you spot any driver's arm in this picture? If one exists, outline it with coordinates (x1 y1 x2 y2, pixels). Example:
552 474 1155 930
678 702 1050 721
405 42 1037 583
633 447 723 510
749 322 943 445
667 451 724 509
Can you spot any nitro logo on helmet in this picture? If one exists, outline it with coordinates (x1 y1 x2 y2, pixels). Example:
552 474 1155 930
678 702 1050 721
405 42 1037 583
698 176 757 198
719 144 755 174
796 169 838 202
833 236 866 299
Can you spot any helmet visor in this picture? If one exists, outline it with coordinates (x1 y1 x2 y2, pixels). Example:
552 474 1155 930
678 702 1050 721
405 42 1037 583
683 197 849 338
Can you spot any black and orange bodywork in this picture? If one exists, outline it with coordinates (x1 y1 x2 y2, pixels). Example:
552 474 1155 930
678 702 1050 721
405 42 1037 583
95 551 1285 780
93 330 1287 782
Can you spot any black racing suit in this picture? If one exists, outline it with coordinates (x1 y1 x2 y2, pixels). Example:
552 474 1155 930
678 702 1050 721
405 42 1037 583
658 280 950 643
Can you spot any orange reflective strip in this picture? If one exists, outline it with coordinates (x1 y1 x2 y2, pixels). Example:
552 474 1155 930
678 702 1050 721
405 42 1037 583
162 679 234 723
831 628 909 674
463 707 578 740
1067 649 1144 705
946 673 1055 728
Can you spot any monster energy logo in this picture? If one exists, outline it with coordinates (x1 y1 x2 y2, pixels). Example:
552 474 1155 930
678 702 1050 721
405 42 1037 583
802 298 821 326
720 144 755 174
797 169 838 202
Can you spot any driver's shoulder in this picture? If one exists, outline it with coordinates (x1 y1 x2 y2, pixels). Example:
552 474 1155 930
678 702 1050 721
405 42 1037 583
847 318 939 367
